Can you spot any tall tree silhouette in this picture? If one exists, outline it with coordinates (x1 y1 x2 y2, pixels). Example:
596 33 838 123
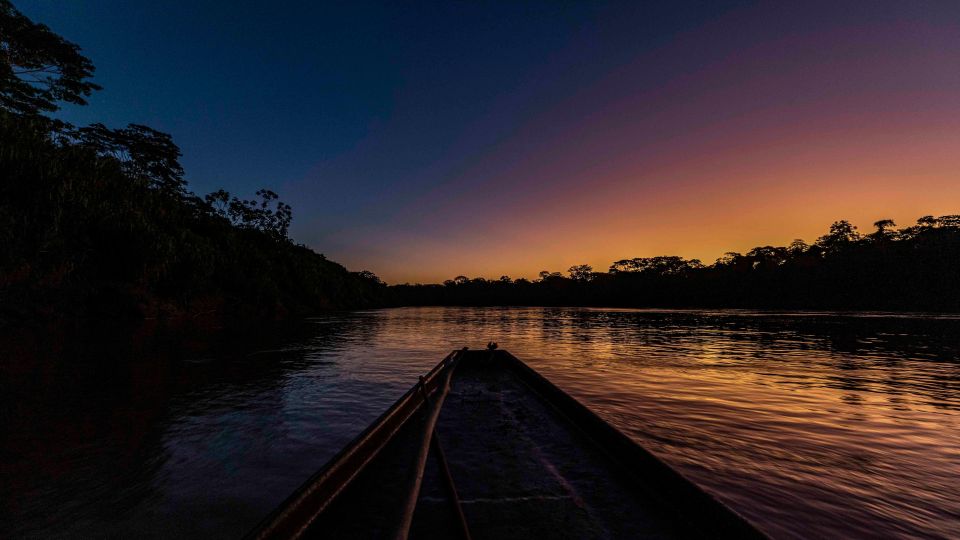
0 0 100 117
870 219 896 242
568 264 594 281
816 220 860 253
77 123 187 196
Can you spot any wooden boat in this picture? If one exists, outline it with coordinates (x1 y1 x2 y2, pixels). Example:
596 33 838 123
248 348 766 539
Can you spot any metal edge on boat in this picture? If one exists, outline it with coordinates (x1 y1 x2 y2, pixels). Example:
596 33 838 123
246 350 459 540
497 350 767 539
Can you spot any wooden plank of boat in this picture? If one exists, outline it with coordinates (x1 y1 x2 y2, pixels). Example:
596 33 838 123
247 348 766 539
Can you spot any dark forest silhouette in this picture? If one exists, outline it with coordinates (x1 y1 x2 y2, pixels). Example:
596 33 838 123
3 2 959 324
392 216 960 312
0 2 387 324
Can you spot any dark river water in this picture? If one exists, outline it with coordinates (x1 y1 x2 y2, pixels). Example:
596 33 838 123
3 307 960 539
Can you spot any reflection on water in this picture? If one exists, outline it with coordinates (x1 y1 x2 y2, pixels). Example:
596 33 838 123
3 308 960 538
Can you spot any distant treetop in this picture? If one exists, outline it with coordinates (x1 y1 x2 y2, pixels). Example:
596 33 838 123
0 0 101 116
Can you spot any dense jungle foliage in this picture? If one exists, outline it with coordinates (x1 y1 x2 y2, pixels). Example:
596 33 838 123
392 216 960 312
0 1 386 325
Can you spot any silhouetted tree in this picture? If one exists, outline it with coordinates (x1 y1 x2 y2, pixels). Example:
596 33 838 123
538 270 563 282
917 215 938 228
204 188 293 240
77 123 187 196
354 270 385 286
788 239 808 255
0 0 100 117
873 219 895 232
568 264 594 281
938 215 960 228
868 219 896 243
609 256 697 275
747 246 789 268
714 252 741 267
816 220 860 253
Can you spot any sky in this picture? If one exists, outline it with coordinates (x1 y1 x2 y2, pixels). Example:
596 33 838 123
18 1 960 283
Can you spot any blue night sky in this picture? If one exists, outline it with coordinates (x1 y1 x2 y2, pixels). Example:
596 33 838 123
17 1 960 282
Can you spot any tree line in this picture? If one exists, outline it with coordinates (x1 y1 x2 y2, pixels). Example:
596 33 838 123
3 1 957 323
0 1 387 325
391 216 960 311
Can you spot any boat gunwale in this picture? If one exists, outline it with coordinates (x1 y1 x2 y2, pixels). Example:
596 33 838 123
246 350 459 540
496 350 767 539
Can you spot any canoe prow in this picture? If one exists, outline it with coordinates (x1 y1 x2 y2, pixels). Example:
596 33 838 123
249 349 766 539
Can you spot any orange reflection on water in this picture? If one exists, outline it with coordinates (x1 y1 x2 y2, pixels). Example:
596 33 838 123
4 307 959 538
356 307 960 538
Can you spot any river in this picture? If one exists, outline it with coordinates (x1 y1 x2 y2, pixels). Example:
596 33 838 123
3 307 959 538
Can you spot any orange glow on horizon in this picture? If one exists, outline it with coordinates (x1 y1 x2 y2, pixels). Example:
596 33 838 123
345 111 960 284
319 13 960 284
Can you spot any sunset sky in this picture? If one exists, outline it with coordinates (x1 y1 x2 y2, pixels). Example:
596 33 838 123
22 1 960 283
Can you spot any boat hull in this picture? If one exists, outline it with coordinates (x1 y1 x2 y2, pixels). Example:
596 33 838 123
249 349 765 539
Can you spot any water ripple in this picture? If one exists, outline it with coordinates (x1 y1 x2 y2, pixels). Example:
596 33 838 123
2 307 959 538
